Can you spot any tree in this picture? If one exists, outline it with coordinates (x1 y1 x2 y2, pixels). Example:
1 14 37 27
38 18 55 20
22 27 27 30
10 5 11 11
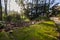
15 0 56 20
0 0 2 20
4 0 7 15
9 0 11 13
15 0 28 19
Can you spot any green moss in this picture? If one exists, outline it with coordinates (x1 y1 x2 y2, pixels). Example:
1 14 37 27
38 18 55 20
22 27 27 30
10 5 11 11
0 21 58 40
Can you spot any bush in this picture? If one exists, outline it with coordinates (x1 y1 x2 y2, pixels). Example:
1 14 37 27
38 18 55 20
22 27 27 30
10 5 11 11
2 13 21 22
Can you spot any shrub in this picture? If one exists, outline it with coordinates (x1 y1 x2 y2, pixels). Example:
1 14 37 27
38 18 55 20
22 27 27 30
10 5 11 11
2 13 21 22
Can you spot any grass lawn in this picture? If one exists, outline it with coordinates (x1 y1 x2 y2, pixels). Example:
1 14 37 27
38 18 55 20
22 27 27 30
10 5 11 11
0 21 58 40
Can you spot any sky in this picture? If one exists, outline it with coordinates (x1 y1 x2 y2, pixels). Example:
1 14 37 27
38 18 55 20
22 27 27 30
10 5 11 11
2 0 21 13
1 0 60 13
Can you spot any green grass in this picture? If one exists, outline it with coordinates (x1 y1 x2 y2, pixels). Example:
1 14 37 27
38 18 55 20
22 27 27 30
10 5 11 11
0 21 58 40
0 31 11 40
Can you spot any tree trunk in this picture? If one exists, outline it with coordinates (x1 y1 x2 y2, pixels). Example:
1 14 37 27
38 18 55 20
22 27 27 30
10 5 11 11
4 0 7 15
0 0 2 21
35 0 38 16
